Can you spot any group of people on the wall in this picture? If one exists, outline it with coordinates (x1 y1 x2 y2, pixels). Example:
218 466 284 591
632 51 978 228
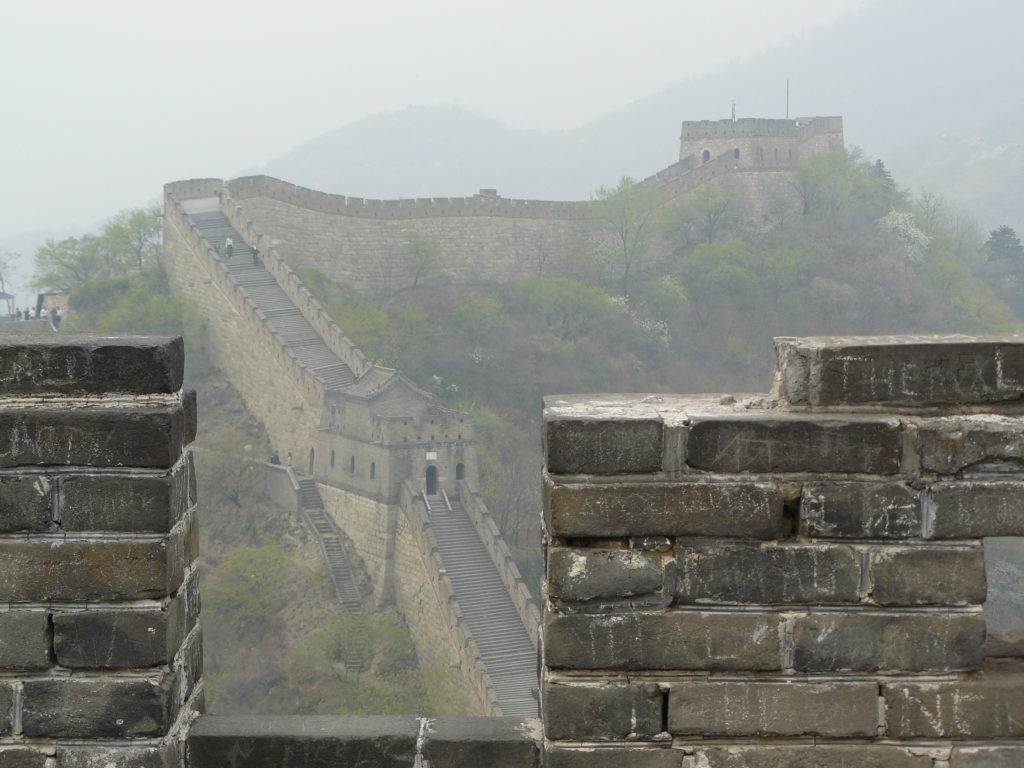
6 305 62 327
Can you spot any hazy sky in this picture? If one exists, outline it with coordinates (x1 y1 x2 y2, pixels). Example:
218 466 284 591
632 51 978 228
2 1 870 239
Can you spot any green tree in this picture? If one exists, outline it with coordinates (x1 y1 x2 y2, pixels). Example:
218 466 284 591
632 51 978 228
399 234 447 292
984 225 1024 262
690 183 737 244
591 176 669 296
96 205 162 268
33 235 104 292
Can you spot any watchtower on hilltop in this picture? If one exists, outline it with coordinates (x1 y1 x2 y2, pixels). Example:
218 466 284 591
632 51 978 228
680 115 844 169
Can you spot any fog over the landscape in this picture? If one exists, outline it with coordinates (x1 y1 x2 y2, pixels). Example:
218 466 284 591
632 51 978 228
3 0 1022 299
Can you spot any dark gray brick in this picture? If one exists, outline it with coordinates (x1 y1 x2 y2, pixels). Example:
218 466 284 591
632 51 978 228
60 470 183 532
0 683 13 735
546 419 662 474
424 717 540 768
916 417 1024 474
0 539 179 602
546 481 784 538
21 677 174 738
885 677 1024 738
0 474 53 532
544 611 781 671
543 681 661 740
0 335 183 395
54 746 171 768
929 481 1024 537
801 482 920 539
687 745 932 768
686 417 901 474
53 610 173 669
792 612 985 672
667 680 878 737
868 546 986 606
545 747 679 768
951 746 1024 767
0 406 184 469
548 548 664 601
0 610 50 670
675 542 860 605
0 747 47 768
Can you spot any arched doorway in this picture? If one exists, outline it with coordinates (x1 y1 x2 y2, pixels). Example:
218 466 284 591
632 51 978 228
701 149 711 163
456 463 465 481
308 448 315 475
425 465 438 495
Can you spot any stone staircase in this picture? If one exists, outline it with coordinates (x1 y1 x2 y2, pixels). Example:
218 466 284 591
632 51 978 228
298 478 363 612
186 208 355 391
425 494 537 716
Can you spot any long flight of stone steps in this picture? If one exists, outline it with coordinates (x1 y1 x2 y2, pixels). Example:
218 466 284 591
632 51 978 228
184 205 355 391
425 494 537 716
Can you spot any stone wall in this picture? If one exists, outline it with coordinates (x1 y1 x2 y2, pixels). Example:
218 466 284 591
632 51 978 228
541 334 1024 768
0 335 200 767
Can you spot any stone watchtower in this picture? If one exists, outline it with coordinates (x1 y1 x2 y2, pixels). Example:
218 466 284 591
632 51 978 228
679 116 844 169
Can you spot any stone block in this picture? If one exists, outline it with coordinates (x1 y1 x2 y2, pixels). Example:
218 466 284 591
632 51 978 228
792 612 985 672
424 717 540 768
544 611 781 670
548 548 664 602
546 419 663 475
545 746 679 768
0 610 51 670
545 481 784 538
60 470 183 532
0 748 47 768
54 746 171 768
0 406 184 469
0 334 183 395
21 677 174 738
675 542 860 604
667 680 878 737
183 387 198 445
775 335 1024 407
916 416 1024 474
801 482 920 538
951 746 1024 767
929 481 1024 537
174 626 204 706
0 539 180 602
686 417 901 474
0 474 53 532
187 715 419 768
885 677 1024 738
543 681 661 740
53 610 175 669
683 745 933 768
0 683 13 735
868 546 986 605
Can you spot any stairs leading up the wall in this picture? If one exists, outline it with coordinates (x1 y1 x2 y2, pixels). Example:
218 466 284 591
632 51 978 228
425 495 537 717
298 477 363 613
186 207 355 391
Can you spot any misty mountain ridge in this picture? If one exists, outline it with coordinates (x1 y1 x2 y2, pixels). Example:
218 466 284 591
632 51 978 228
249 0 1023 233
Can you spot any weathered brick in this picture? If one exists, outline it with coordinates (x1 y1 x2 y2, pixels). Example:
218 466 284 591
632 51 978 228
423 718 540 768
0 610 51 670
885 677 1024 738
868 546 986 605
0 335 183 395
0 406 184 469
544 611 781 670
183 388 198 445
929 481 1024 537
187 715 418 768
174 626 203 706
675 542 860 604
53 610 175 669
0 474 53 532
775 336 1024 407
951 746 1024 767
684 745 932 768
916 416 1024 474
60 469 184 532
54 746 171 768
668 680 878 737
792 612 985 672
0 747 47 768
686 417 901 474
21 677 174 738
546 747 679 768
543 681 661 740
0 683 13 735
548 548 664 601
546 418 663 475
0 539 179 602
546 482 784 538
801 482 920 539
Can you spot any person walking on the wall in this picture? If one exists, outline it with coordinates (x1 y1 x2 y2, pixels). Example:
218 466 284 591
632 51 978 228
252 245 259 265
52 306 62 328
286 451 292 467
270 450 281 465
225 236 233 258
